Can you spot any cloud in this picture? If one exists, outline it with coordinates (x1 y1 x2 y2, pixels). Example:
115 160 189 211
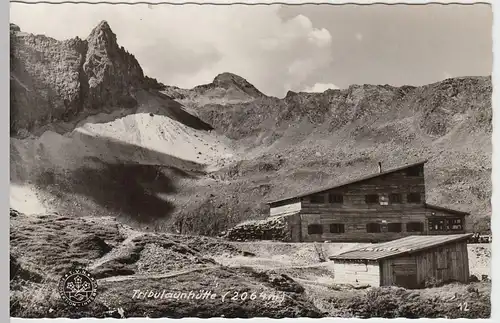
308 27 332 47
10 4 334 97
303 83 339 93
355 32 364 41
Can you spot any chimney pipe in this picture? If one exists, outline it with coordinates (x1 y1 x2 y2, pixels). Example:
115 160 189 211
378 162 382 173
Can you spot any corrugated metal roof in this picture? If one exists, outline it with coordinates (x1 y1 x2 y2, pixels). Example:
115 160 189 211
267 160 428 205
329 234 473 261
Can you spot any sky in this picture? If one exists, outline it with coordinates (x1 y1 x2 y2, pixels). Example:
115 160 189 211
10 3 492 98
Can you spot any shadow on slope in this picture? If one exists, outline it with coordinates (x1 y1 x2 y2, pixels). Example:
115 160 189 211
26 131 207 224
147 91 214 131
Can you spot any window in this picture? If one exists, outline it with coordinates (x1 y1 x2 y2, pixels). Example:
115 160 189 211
310 195 325 204
428 218 445 231
366 223 381 233
448 218 464 231
308 224 323 234
407 193 422 203
330 223 345 233
428 218 463 231
406 222 424 232
328 193 344 204
388 223 402 233
365 194 379 204
407 167 422 177
389 193 402 204
379 195 389 206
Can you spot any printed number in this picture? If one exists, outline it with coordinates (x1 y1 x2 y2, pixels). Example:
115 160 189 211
459 302 469 312
230 292 258 301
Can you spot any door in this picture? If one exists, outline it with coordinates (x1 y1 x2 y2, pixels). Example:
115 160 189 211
391 258 419 289
395 273 419 289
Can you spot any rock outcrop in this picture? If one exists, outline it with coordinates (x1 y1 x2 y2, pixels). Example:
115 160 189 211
10 21 164 137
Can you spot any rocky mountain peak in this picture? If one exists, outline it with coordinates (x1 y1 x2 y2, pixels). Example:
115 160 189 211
92 20 112 34
213 72 249 87
86 20 118 51
193 72 265 99
83 20 145 109
10 20 151 136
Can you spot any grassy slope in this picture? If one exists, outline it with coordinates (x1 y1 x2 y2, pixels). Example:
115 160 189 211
10 209 491 318
10 209 323 318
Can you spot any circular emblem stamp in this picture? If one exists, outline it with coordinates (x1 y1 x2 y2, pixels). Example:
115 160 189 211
58 268 98 307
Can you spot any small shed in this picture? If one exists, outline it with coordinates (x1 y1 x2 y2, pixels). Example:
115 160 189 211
329 233 472 289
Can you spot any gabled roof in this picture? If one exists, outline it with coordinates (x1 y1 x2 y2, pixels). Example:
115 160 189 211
329 233 473 261
267 160 428 205
425 203 470 216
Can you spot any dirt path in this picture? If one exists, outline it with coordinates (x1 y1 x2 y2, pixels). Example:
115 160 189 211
293 277 337 288
95 248 331 284
98 265 220 283
241 262 333 271
92 240 491 289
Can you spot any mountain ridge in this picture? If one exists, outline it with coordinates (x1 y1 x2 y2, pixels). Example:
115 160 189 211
9 21 492 235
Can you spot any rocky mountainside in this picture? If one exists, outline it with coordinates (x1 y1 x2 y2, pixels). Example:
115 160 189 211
10 21 165 137
9 21 492 236
9 21 235 226
165 76 492 234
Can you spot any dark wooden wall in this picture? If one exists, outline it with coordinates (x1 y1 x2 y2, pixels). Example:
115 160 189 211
380 241 470 287
270 164 466 242
380 256 418 288
286 213 302 242
300 165 428 242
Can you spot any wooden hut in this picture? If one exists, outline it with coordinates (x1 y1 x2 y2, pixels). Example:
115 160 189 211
329 233 472 289
267 160 470 243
